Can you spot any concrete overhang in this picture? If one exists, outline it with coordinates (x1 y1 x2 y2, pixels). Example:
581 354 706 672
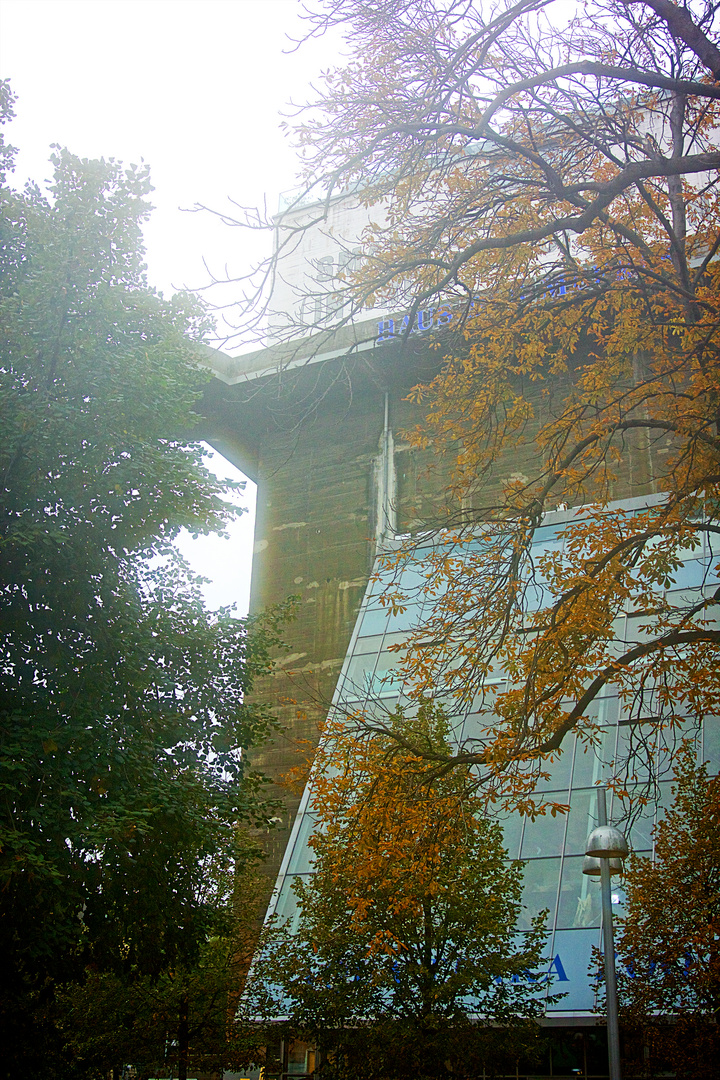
197 317 382 387
195 318 445 483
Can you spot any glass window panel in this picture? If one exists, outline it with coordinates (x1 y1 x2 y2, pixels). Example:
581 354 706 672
358 606 390 636
522 580 549 612
623 615 658 645
286 812 320 875
533 748 573 793
333 694 363 714
571 724 617 788
611 779 659 849
622 686 664 721
626 807 656 852
520 810 568 859
287 1041 313 1075
705 529 720 557
564 788 600 856
386 603 423 632
547 929 602 1013
372 678 403 699
523 533 564 612
383 631 410 651
343 653 379 693
517 857 561 928
368 652 403 697
608 614 627 648
587 693 620 726
374 650 400 675
703 717 720 774
364 574 392 599
458 685 508 735
609 880 628 920
457 711 487 744
653 779 675 829
498 812 523 860
352 634 386 655
272 874 310 932
665 585 708 609
329 690 362 716
528 535 564 562
616 722 656 782
362 695 400 720
658 718 701 764
665 558 705 590
531 521 562 547
556 855 600 929
438 710 466 747
571 745 608 790
394 563 438 598
704 555 720 585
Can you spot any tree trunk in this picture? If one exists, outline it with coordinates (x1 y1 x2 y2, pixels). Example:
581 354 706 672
178 993 189 1080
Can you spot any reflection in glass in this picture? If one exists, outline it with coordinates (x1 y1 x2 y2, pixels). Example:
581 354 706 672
518 858 561 929
520 810 568 859
499 813 523 860
610 883 627 920
616 721 656 782
616 789 656 850
563 789 599 856
532 747 572 793
459 694 507 743
286 813 320 875
359 696 400 722
556 856 599 929
287 1041 316 1075
273 874 310 933
571 714 617 789
343 653 379 696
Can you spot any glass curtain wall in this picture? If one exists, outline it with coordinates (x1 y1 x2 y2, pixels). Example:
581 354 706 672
267 498 720 1017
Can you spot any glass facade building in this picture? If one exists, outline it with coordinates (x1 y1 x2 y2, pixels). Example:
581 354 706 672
266 496 720 1019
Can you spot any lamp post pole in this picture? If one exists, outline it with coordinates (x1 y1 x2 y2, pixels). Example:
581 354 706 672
583 787 629 1080
597 787 622 1080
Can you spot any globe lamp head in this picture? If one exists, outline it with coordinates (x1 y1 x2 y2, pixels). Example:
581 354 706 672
585 824 629 860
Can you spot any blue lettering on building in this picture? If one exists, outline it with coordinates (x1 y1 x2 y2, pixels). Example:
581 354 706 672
493 954 570 985
377 307 453 343
548 954 569 982
382 259 676 342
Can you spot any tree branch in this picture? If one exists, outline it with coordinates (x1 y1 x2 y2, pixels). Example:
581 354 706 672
628 0 720 80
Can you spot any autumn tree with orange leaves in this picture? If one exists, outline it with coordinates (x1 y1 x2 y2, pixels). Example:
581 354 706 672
241 705 558 1080
232 0 720 811
613 744 720 1077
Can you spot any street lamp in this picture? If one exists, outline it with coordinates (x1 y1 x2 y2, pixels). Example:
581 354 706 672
583 787 629 1080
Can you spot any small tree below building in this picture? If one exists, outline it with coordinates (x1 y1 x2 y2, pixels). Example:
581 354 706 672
242 704 562 1080
616 744 720 1079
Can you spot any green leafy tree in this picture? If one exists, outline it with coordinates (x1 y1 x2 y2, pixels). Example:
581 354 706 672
0 87 284 1076
243 706 557 1080
616 746 720 1078
56 837 271 1080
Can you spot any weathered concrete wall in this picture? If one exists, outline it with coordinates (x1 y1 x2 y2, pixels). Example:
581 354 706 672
201 329 444 885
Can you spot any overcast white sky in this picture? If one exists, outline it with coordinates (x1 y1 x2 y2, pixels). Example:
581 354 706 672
1 0 338 614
